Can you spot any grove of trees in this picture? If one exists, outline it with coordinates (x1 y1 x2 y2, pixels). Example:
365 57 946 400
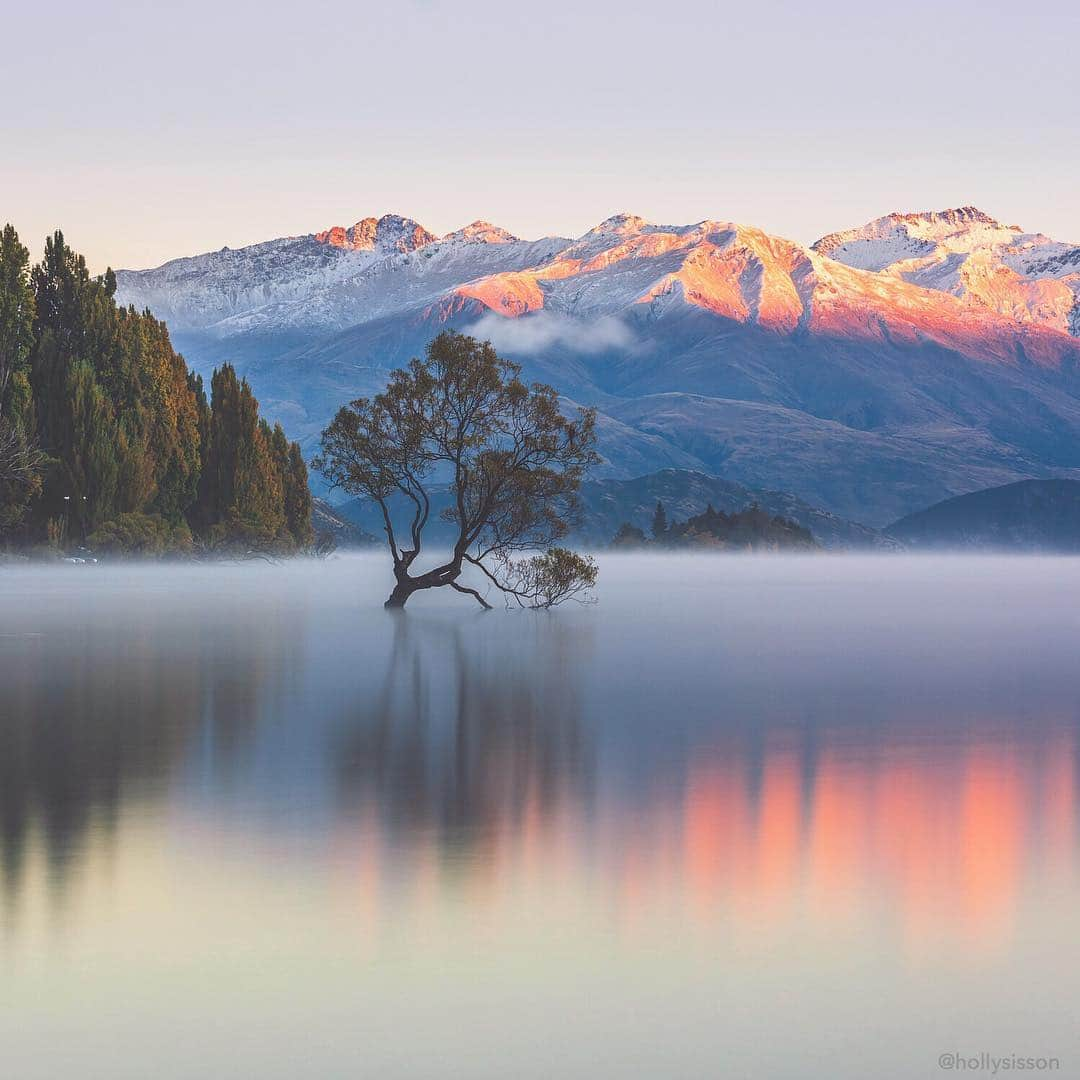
0 225 312 555
613 501 817 550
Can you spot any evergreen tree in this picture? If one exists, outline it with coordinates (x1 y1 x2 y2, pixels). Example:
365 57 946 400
611 522 647 548
130 311 201 519
30 232 125 533
187 371 212 533
651 500 668 540
268 422 313 548
0 225 35 420
197 365 286 547
285 440 314 547
0 225 42 533
63 361 120 537
198 364 241 526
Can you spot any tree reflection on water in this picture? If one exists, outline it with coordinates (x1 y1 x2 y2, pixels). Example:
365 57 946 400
333 614 594 858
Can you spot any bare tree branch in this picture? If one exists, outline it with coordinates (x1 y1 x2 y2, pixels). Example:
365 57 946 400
0 421 45 487
450 580 493 610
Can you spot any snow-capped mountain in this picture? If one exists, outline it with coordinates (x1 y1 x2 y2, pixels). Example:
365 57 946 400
117 213 569 335
117 207 1080 359
114 208 1080 525
431 211 1078 368
813 207 1080 337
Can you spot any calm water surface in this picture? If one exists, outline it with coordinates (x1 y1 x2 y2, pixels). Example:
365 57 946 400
1 554 1078 1078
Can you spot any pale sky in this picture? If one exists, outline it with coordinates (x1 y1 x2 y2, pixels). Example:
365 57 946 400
5 0 1078 272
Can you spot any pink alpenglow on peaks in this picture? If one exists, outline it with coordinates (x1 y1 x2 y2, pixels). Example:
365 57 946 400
814 207 1080 337
441 221 519 244
315 215 519 253
115 206 1080 370
442 210 1080 368
315 214 438 253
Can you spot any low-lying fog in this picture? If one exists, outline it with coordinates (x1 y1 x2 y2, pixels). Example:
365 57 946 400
3 551 1077 715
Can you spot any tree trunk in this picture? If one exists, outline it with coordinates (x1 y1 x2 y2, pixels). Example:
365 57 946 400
384 579 414 609
384 557 476 609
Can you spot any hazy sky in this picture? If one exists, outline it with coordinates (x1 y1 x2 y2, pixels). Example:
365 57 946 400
5 0 1078 271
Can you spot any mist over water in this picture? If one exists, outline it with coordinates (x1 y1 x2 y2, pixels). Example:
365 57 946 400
1 554 1079 1078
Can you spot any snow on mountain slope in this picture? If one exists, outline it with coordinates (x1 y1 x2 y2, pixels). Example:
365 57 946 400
441 212 1080 368
813 207 1080 337
115 214 570 336
117 207 1080 366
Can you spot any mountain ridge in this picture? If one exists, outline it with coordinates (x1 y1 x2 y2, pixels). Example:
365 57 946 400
888 479 1080 551
114 206 1080 526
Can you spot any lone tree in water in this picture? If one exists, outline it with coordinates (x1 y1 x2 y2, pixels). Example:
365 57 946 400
314 331 599 610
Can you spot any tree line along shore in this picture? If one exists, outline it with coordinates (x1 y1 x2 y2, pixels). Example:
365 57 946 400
0 226 312 557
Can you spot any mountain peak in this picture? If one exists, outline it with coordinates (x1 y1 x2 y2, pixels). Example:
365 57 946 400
889 206 1006 230
441 221 518 244
586 213 650 236
315 213 437 253
812 206 1023 268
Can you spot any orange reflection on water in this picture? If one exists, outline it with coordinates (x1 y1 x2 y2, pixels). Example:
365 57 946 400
682 754 756 919
1039 730 1076 862
680 727 1078 954
752 751 804 905
329 723 1078 960
954 745 1026 945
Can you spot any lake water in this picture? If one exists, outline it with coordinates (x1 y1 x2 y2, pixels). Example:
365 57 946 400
1 554 1078 1079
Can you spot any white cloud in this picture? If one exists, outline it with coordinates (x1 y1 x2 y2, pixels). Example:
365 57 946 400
471 312 636 356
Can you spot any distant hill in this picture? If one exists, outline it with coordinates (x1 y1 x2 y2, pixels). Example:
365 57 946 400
613 503 818 552
312 498 375 548
577 470 890 549
335 469 890 551
888 479 1080 550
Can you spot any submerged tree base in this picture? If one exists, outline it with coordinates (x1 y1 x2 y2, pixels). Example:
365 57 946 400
384 572 493 610
384 586 410 610
379 548 596 612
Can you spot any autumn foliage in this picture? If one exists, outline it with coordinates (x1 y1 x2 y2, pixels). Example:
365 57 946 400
0 225 312 554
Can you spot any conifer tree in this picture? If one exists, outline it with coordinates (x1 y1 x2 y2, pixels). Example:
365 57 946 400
651 500 668 541
198 364 242 528
198 365 287 546
268 422 314 549
0 225 42 533
0 225 35 419
285 441 314 547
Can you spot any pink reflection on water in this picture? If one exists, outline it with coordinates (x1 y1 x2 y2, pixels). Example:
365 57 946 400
679 725 1077 957
331 722 1079 960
